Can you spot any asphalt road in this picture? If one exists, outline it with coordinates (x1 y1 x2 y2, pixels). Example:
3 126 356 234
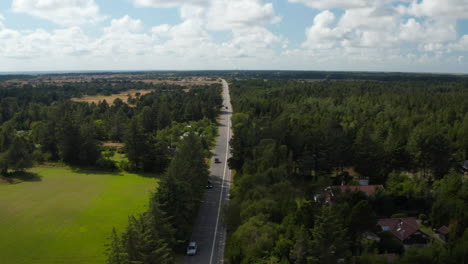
185 79 232 264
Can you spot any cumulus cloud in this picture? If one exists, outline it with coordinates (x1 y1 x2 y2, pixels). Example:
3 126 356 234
136 0 284 59
104 15 144 33
12 0 106 26
132 0 209 8
2 0 468 73
288 0 373 9
303 10 342 49
98 16 152 56
398 0 468 18
206 0 280 31
449 35 468 51
0 26 92 59
399 18 457 43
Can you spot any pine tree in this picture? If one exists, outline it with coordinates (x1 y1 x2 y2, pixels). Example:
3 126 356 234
106 228 129 264
310 206 350 264
123 118 147 171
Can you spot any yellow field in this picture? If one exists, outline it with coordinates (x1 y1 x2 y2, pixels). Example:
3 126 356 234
71 89 154 105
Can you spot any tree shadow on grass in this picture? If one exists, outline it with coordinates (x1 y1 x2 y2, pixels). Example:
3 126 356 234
7 171 42 183
69 166 159 179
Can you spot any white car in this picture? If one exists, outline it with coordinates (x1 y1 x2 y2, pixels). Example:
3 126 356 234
187 241 197 256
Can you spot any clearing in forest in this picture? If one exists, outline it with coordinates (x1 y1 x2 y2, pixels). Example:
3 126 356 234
71 89 154 105
0 166 157 264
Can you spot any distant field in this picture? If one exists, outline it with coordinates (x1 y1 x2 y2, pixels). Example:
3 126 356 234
71 89 154 105
0 166 157 264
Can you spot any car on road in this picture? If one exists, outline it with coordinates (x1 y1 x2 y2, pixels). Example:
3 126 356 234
214 158 221 163
187 241 197 256
206 180 213 189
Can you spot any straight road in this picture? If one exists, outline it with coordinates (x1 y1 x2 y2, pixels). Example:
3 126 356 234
185 79 232 264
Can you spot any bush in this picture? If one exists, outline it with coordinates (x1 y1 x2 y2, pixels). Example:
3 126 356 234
96 158 117 170
118 159 132 171
418 213 427 221
390 213 408 218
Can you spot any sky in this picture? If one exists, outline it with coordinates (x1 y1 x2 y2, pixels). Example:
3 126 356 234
0 0 468 73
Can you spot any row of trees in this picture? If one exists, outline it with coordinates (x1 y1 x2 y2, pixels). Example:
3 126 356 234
106 133 210 263
225 79 468 263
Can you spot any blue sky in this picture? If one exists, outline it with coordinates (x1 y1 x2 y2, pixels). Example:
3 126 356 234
0 0 467 73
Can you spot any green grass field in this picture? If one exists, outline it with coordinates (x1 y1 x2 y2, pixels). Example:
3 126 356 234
0 166 157 264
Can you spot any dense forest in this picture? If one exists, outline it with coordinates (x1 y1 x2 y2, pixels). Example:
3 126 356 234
0 79 221 173
225 79 468 263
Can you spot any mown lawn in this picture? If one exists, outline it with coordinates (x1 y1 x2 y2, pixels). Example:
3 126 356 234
0 166 157 264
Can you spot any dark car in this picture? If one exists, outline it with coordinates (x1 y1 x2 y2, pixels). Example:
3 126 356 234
206 180 213 189
214 158 221 163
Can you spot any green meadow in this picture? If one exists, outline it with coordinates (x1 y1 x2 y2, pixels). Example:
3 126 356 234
0 166 157 264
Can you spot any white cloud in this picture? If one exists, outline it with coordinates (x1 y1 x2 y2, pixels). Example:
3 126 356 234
398 0 468 18
12 0 106 26
138 0 284 60
132 0 209 8
206 0 280 31
98 16 152 56
288 0 373 9
2 1 468 73
338 6 399 31
303 10 342 49
449 35 468 51
104 15 144 33
400 18 457 43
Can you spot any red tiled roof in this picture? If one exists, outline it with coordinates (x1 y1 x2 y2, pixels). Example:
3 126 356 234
377 217 419 241
437 225 449 235
333 185 384 196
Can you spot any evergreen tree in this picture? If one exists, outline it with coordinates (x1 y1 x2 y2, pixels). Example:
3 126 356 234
123 118 147 170
310 206 350 264
105 228 129 264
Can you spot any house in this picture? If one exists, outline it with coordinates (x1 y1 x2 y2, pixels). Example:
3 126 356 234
377 217 428 249
436 225 449 242
358 179 369 186
314 184 384 203
463 160 468 175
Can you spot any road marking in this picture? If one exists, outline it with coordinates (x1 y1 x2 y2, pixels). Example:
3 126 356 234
209 80 230 264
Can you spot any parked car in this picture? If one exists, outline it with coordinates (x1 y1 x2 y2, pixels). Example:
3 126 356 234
214 158 221 163
206 180 213 189
187 241 197 256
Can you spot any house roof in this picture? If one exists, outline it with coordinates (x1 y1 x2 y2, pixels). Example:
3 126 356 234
463 160 468 171
333 185 384 196
377 217 420 241
437 225 449 235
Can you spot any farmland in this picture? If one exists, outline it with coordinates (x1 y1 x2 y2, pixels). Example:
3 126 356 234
0 166 157 264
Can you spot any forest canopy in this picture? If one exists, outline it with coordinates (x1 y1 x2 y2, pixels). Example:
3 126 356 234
225 78 468 263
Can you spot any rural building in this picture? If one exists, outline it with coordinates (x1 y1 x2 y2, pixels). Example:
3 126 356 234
314 185 384 203
377 217 428 249
436 225 449 242
462 160 468 174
